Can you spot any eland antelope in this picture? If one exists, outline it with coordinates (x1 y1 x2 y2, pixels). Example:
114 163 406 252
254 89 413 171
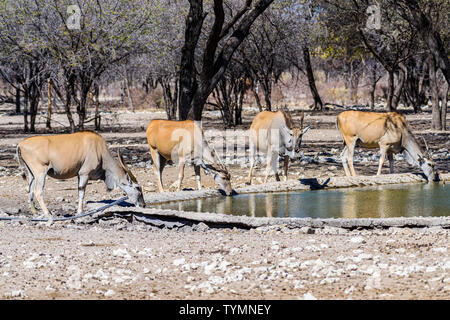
16 131 145 217
337 110 437 181
246 110 310 184
146 119 232 195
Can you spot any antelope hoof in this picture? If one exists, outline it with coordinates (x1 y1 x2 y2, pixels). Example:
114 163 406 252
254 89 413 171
45 216 54 226
169 181 179 190
30 206 38 215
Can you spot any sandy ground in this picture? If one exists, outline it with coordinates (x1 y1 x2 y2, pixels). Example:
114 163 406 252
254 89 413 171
0 222 448 300
0 105 449 300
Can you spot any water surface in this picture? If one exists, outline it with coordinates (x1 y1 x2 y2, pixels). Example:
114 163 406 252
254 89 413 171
154 183 450 218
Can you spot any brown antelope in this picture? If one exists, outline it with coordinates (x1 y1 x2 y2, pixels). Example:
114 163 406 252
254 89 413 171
247 110 310 184
336 110 437 181
146 119 232 195
16 131 145 217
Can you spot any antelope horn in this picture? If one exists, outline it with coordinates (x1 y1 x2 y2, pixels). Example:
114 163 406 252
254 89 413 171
117 149 126 168
421 136 430 156
117 149 138 183
211 144 226 169
300 111 304 128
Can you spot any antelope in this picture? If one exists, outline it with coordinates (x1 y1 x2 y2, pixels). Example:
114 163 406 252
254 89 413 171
336 110 437 181
246 109 310 184
16 131 145 217
146 119 232 195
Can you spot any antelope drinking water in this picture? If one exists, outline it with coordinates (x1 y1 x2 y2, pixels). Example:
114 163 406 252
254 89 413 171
146 119 232 195
17 131 145 217
336 110 437 181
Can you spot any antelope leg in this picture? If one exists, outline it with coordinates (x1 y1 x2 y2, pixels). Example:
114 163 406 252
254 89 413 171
34 172 50 216
387 151 394 174
283 155 289 181
347 140 357 176
377 147 388 175
177 160 185 191
264 150 278 183
341 146 351 177
77 174 89 215
194 165 202 190
150 148 165 192
28 174 37 215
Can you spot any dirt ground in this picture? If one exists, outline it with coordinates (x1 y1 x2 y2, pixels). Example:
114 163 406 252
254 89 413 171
0 105 449 300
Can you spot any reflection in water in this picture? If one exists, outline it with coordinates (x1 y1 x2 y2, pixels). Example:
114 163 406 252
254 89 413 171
266 193 273 217
154 183 450 219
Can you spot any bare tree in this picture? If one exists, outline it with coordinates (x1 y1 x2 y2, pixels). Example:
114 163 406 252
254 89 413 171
177 0 275 121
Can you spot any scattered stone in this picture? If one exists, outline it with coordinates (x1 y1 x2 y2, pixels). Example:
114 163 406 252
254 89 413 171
300 226 315 234
349 236 366 244
104 289 115 297
193 222 209 232
302 292 317 300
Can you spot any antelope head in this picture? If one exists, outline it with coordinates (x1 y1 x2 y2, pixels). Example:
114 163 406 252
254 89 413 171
117 151 146 207
201 146 233 196
418 137 438 181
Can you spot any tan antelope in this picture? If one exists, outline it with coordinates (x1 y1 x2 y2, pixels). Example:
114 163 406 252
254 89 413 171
16 131 145 217
247 110 310 184
146 120 232 195
336 110 437 180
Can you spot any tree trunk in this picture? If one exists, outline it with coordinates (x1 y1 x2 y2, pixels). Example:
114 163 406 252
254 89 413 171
392 66 406 109
441 80 448 131
347 61 360 104
66 75 76 133
368 66 378 109
429 55 442 130
302 46 323 110
76 79 92 130
386 70 395 111
160 78 178 120
15 86 20 114
177 0 204 120
46 78 52 130
125 75 134 112
252 83 263 112
23 87 29 133
261 78 272 111
29 95 39 133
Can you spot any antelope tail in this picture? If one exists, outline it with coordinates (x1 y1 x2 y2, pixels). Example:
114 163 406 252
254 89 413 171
336 118 345 146
16 145 27 180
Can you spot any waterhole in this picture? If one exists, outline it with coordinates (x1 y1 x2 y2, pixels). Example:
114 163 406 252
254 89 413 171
153 183 450 218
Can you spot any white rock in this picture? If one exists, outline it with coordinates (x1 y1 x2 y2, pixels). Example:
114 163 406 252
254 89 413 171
426 266 437 273
45 285 55 293
349 236 366 244
11 290 27 298
302 292 317 300
344 286 356 294
104 289 115 297
229 248 240 255
173 258 186 266
346 264 359 271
